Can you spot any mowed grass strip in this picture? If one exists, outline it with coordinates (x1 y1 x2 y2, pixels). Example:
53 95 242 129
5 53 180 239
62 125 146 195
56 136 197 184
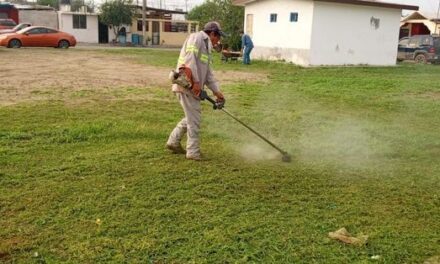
0 48 439 263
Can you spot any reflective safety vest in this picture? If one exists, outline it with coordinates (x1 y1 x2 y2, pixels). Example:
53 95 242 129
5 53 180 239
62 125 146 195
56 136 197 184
172 31 220 96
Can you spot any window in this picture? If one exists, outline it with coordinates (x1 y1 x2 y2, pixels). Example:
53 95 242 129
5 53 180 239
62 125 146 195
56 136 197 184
163 22 188 33
434 38 440 48
398 38 409 46
27 28 46 34
73 15 87 29
420 36 432 46
408 36 420 48
46 28 58 33
290 12 298 22
0 19 16 27
137 20 149 31
270 13 277 23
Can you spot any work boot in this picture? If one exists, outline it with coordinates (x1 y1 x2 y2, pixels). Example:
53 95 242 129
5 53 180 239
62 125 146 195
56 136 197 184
186 153 202 161
166 143 186 154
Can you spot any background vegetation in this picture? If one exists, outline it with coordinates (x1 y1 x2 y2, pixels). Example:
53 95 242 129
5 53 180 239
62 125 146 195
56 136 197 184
187 0 244 50
99 0 136 40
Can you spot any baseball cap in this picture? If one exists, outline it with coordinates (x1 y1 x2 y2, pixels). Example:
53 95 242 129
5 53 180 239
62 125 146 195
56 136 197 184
203 21 227 37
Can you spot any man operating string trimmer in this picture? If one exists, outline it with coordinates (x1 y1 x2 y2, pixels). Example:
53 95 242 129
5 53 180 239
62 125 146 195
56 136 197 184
168 21 291 162
166 21 226 161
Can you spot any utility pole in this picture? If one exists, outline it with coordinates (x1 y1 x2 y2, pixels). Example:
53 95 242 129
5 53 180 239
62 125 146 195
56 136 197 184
435 0 440 35
142 0 147 46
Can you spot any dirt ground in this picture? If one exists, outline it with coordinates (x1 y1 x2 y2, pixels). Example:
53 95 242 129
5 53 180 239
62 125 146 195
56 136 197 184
0 48 266 106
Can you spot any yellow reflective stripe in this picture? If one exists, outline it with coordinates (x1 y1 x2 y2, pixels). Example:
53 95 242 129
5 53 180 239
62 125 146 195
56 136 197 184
178 57 185 64
186 45 199 54
200 54 209 64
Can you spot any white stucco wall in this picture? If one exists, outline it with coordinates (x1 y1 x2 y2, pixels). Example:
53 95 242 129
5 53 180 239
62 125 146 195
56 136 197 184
245 0 314 65
19 10 58 29
58 13 99 43
310 2 402 66
108 24 131 43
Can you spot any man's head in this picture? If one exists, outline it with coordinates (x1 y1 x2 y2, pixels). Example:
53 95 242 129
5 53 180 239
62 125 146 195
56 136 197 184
239 30 244 36
203 21 225 46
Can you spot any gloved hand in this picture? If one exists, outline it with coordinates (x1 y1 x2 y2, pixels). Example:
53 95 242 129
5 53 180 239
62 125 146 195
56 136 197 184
214 92 225 109
192 82 201 98
216 97 225 109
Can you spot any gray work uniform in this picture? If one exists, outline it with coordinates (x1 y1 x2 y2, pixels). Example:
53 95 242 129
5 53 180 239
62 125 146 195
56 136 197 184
167 31 220 157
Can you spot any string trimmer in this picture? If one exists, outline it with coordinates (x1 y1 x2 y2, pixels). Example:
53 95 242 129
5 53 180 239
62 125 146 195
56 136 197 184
200 90 291 163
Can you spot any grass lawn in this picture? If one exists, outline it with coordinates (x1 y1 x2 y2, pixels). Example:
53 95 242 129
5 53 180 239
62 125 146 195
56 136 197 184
1 48 439 263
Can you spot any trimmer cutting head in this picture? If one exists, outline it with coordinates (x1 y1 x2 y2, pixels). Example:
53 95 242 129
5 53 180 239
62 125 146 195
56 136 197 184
281 153 292 163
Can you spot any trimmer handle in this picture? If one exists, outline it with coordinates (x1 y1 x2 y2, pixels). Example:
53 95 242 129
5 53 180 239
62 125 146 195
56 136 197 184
200 90 220 109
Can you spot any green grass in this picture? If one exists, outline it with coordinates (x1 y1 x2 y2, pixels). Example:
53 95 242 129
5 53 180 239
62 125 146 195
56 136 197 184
1 48 439 263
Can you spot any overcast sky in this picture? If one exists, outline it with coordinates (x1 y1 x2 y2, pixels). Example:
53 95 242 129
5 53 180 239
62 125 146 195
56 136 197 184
387 0 440 13
161 0 440 14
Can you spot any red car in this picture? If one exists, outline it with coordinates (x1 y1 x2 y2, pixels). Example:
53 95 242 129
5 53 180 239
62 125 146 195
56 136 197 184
0 23 32 34
0 19 16 30
0 26 77 48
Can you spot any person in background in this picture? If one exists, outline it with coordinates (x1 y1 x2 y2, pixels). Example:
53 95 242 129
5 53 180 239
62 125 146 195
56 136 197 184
240 30 254 65
166 21 226 161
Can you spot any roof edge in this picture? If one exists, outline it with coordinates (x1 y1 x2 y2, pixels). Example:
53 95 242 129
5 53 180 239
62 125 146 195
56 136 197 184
233 0 419 10
232 0 257 6
315 0 418 11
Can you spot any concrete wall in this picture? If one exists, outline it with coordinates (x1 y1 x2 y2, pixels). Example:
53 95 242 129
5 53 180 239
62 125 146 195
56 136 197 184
244 0 314 65
58 13 98 43
160 32 188 46
19 10 58 29
310 2 401 66
108 23 132 43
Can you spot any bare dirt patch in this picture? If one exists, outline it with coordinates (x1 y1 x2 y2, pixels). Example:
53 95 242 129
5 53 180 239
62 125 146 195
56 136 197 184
404 91 440 101
0 48 266 106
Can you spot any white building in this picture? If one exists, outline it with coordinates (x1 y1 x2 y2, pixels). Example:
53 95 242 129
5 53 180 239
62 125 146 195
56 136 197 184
58 5 99 43
233 0 418 66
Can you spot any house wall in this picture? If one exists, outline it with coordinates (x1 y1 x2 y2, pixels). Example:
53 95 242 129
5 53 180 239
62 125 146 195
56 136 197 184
244 0 314 65
159 32 188 46
108 23 132 43
19 10 58 29
58 13 99 43
310 2 401 66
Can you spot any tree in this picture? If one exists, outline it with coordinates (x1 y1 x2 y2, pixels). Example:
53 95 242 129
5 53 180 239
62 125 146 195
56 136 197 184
70 0 96 13
37 0 58 9
99 0 135 40
187 0 244 51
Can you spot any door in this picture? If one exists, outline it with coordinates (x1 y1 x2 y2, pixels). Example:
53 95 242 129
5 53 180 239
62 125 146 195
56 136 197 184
407 36 421 59
21 27 45 46
98 20 109 43
397 37 409 60
44 28 60 47
246 14 253 37
434 38 440 56
152 21 160 45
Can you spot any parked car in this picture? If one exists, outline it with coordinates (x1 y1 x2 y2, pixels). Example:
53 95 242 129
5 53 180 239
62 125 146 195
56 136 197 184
397 35 440 64
0 19 17 30
0 23 32 34
0 26 77 48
